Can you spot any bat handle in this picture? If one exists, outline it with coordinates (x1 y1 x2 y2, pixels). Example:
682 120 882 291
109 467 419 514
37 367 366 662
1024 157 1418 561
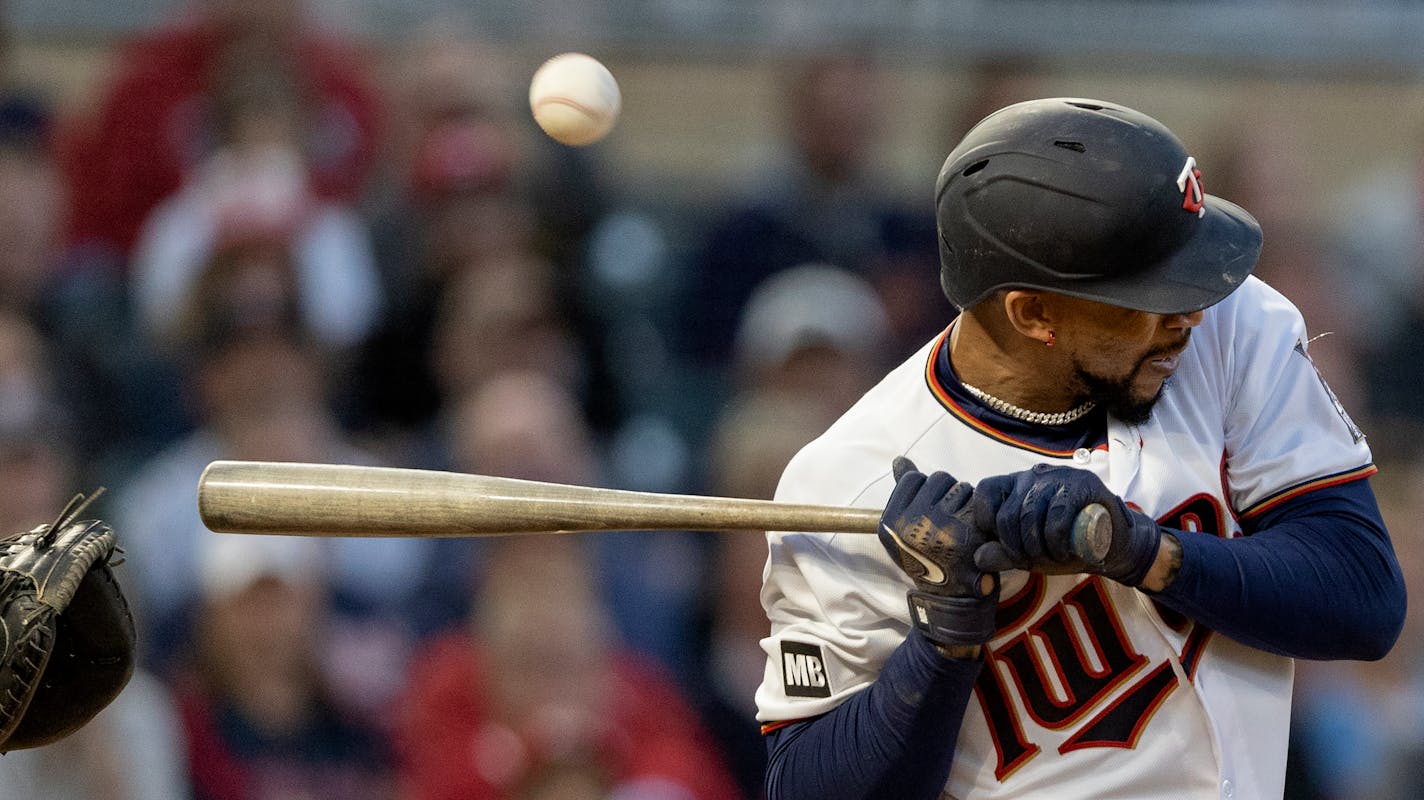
1071 503 1113 567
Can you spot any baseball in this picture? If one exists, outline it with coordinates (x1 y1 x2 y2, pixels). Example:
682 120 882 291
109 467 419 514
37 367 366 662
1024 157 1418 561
528 53 621 146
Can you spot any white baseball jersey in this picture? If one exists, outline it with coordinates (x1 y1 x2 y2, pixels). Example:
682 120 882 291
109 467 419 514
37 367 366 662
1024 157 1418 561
756 276 1373 799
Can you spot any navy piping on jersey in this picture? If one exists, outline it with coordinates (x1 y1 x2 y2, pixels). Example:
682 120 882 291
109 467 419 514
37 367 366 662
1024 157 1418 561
1240 463 1379 520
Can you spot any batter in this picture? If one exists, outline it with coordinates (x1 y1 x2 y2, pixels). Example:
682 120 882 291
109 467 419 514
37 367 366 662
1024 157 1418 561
756 98 1405 800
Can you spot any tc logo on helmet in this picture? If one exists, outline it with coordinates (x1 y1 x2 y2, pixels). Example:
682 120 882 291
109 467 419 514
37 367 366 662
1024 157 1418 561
1177 157 1206 218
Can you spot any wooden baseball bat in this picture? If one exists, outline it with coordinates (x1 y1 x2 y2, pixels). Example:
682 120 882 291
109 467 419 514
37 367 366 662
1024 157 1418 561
197 460 1112 563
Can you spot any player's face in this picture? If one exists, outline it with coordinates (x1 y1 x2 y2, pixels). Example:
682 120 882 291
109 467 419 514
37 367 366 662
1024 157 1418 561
1056 300 1203 424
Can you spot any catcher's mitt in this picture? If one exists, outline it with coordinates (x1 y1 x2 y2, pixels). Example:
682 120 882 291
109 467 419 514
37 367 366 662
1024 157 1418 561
0 490 134 752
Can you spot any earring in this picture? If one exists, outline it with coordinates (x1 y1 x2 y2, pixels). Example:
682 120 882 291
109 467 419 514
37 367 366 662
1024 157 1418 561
1046 331 1056 347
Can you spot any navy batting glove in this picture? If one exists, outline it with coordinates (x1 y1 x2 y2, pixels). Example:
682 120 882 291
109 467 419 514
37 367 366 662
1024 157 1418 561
972 464 1161 587
879 456 999 648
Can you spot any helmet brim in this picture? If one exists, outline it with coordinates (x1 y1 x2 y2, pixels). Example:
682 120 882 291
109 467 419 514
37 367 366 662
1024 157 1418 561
1051 195 1262 315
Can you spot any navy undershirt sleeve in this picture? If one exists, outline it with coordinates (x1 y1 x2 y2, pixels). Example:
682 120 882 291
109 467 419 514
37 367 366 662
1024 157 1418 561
764 629 982 800
1154 478 1405 661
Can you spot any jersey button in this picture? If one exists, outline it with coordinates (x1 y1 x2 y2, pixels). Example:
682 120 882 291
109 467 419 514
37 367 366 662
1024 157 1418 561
1072 448 1092 464
1222 779 1235 798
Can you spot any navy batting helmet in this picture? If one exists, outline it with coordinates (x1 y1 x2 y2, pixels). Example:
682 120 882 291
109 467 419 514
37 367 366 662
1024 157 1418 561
935 98 1261 313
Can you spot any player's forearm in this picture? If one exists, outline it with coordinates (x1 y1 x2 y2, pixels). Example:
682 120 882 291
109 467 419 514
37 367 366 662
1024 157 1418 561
1150 481 1405 661
764 629 981 800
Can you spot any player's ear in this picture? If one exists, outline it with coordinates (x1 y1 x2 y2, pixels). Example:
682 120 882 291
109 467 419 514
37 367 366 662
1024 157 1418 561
1001 290 1056 346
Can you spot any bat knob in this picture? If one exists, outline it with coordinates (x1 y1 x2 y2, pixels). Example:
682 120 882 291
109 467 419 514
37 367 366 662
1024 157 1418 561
1072 503 1113 566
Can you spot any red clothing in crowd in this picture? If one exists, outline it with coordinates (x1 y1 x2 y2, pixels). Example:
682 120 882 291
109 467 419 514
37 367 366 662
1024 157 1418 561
396 633 744 800
175 675 394 800
60 14 382 260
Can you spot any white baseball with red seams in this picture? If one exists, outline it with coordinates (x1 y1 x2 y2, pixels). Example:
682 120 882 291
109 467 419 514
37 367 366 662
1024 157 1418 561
529 52 621 146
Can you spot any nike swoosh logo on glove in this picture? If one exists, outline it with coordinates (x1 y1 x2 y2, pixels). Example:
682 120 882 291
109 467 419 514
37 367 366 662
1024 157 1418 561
883 523 947 586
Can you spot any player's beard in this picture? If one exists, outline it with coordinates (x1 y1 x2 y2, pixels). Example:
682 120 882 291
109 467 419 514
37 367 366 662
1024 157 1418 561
1071 334 1190 425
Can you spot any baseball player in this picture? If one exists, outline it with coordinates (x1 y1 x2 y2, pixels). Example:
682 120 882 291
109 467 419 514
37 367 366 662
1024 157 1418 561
756 98 1406 799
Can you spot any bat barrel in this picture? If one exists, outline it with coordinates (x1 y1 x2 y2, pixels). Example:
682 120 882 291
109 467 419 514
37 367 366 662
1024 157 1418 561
198 460 883 538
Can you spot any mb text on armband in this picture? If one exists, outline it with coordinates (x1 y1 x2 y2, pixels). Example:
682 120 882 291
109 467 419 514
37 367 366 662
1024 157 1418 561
781 641 832 698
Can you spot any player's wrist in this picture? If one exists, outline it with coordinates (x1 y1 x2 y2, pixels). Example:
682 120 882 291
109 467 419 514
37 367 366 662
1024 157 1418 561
907 590 997 649
1138 531 1183 593
933 643 983 660
1102 502 1165 587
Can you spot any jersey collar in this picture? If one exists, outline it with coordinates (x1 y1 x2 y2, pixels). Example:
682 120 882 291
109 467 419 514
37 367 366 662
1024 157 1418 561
924 322 1110 458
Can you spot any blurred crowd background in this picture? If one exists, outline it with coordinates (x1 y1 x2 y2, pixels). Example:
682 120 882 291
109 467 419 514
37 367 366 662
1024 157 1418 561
0 1 1420 798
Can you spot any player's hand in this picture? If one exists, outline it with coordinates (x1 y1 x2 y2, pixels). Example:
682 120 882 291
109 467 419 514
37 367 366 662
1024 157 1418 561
972 464 1161 587
879 456 999 649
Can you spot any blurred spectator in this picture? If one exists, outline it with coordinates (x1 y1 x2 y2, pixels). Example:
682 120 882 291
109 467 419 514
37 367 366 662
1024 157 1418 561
0 667 190 800
683 50 937 366
353 29 618 439
0 313 190 800
0 311 69 515
352 28 530 437
365 30 527 309
111 245 426 677
691 389 845 800
403 121 531 281
374 26 517 199
431 256 587 405
130 51 381 357
0 93 65 315
443 369 600 486
0 93 185 477
394 534 740 800
857 55 1042 359
355 182 543 437
1326 122 1424 451
59 0 382 265
355 108 537 435
175 534 394 800
359 247 587 464
1288 462 1424 799
1202 109 1365 418
730 262 893 419
951 56 1045 142
431 370 703 676
663 265 893 795
398 367 604 635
